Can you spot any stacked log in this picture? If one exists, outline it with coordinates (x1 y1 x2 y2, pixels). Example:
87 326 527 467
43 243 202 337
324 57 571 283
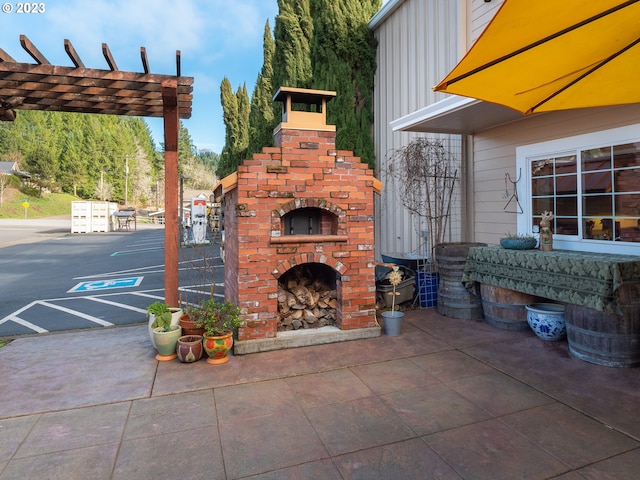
277 270 337 331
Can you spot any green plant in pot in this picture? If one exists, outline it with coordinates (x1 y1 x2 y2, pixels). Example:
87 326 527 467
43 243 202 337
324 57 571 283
380 266 404 336
147 302 182 348
196 299 242 365
148 302 182 361
178 304 206 336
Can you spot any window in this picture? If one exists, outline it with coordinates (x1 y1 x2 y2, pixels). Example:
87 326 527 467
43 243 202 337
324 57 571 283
517 124 640 254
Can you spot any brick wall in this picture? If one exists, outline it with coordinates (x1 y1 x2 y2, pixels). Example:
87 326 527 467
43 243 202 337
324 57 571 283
223 127 378 341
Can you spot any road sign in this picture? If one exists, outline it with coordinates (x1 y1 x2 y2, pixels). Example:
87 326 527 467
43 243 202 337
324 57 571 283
68 277 143 293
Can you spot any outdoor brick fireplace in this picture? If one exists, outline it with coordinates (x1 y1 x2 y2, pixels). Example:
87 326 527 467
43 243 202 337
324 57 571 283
216 87 382 354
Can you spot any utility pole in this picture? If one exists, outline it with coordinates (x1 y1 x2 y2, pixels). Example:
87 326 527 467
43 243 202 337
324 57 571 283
124 155 130 208
117 155 133 208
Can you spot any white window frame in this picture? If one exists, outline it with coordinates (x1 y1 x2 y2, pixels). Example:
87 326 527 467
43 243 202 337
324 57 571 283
516 123 640 255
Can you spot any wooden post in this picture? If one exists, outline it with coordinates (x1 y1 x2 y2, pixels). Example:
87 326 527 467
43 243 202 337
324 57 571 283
162 80 179 307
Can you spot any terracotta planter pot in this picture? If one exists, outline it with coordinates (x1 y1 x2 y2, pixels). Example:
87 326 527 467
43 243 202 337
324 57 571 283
179 314 205 336
202 331 233 365
176 335 204 363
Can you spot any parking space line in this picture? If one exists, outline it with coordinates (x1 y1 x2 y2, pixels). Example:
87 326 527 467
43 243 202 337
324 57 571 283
39 301 113 326
3 315 48 333
129 291 165 301
86 296 147 313
110 247 164 257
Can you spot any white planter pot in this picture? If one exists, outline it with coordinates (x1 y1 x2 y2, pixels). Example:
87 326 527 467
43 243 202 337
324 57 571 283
148 308 183 347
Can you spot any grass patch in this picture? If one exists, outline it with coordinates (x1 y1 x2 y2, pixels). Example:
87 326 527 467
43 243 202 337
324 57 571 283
0 189 76 219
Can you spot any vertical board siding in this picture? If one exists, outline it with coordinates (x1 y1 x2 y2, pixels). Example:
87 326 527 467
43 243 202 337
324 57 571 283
372 0 463 259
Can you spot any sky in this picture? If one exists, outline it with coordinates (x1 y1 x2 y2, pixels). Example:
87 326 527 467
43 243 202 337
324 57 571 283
1 0 280 153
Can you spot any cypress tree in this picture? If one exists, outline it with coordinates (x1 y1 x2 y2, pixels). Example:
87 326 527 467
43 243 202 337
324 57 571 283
218 78 251 179
272 0 313 90
220 0 380 168
310 0 380 168
236 83 250 160
217 78 237 179
248 21 276 155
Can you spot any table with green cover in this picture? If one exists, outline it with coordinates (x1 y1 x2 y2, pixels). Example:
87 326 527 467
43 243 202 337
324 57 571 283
462 246 640 314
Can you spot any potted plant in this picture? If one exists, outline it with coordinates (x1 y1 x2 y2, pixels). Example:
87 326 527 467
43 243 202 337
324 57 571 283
380 266 404 336
195 299 242 364
147 301 182 348
500 232 538 250
149 304 182 361
178 304 206 336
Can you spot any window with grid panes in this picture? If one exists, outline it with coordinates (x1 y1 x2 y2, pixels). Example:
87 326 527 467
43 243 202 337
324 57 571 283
516 125 640 254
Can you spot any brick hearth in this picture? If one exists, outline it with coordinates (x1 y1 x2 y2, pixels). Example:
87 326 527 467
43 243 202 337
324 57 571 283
215 87 382 353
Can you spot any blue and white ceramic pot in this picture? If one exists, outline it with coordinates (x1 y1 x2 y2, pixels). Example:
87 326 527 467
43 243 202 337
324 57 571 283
525 303 566 341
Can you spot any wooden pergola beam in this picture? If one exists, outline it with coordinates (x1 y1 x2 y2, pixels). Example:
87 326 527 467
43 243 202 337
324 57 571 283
0 49 16 62
0 59 193 118
101 43 118 71
140 47 150 74
64 39 85 68
20 34 50 65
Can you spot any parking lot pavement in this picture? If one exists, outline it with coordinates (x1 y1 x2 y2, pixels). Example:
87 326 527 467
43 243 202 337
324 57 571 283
0 216 165 249
0 216 73 248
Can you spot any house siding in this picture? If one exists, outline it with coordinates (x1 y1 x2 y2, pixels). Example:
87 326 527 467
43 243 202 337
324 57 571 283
371 0 465 259
472 105 640 246
372 0 640 255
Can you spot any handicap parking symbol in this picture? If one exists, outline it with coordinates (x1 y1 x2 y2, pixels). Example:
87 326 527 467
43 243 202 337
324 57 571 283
68 277 143 293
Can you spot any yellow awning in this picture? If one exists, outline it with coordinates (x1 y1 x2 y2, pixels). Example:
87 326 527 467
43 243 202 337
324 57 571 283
434 0 640 114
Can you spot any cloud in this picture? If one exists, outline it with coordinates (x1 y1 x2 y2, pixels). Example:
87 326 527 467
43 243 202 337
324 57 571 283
3 0 275 73
35 0 205 73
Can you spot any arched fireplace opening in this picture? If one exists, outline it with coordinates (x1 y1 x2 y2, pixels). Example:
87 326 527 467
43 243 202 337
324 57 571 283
277 263 338 331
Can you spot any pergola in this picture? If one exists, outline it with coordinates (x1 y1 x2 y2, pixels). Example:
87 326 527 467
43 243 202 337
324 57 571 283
0 35 194 307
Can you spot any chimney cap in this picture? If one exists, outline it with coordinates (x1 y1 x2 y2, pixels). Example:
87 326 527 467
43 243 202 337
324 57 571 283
273 86 336 104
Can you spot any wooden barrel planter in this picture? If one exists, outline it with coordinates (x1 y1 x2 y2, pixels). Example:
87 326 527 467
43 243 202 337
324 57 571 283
434 242 486 320
480 284 541 331
565 301 640 368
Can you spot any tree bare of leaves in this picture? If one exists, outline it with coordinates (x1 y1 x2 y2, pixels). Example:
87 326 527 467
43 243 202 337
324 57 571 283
387 138 458 261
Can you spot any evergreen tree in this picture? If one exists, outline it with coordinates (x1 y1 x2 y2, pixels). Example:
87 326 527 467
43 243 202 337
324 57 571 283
0 110 163 204
59 115 86 197
217 77 240 179
271 0 314 130
273 0 313 90
236 83 250 159
310 0 380 168
22 112 62 195
217 78 251 179
221 0 380 167
178 122 196 165
197 150 219 170
248 21 276 156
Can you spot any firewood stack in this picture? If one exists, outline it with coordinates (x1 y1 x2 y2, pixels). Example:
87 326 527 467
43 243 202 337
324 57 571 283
277 267 337 331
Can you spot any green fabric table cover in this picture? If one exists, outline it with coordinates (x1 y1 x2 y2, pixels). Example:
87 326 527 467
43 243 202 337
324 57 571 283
462 246 640 314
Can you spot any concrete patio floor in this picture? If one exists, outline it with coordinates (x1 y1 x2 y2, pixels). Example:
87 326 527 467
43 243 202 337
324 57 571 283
0 308 639 479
